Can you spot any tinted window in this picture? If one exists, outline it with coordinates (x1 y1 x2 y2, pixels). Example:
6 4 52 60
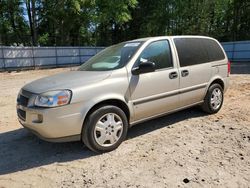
174 38 225 67
202 39 225 61
139 40 172 69
174 38 209 67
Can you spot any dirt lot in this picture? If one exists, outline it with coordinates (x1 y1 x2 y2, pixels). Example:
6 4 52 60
0 68 249 188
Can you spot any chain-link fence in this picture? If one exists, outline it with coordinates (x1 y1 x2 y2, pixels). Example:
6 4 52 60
0 46 104 71
222 41 250 62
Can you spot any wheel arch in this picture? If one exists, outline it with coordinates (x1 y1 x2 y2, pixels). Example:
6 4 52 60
203 77 225 99
209 78 225 90
85 99 130 121
81 98 131 152
201 78 225 114
81 98 131 136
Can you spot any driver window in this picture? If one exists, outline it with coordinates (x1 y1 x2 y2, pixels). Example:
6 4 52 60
139 40 173 70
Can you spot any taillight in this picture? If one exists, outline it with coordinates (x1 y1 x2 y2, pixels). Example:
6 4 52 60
227 61 231 76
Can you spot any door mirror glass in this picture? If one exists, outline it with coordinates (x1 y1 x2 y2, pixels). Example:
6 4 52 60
132 59 156 75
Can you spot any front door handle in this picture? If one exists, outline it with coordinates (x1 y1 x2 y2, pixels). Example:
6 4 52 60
169 71 178 79
181 70 189 77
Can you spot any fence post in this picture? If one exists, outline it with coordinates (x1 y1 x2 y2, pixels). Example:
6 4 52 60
95 46 98 55
55 46 58 67
78 46 81 65
232 42 235 62
32 46 35 69
1 46 6 71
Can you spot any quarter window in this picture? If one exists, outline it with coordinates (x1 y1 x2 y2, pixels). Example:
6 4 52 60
202 39 225 61
174 38 225 67
139 40 173 69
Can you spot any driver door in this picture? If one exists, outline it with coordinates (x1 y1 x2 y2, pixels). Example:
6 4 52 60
129 40 180 121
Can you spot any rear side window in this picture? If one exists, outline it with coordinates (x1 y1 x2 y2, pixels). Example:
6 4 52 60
174 38 225 67
139 40 172 69
202 39 225 61
174 38 208 67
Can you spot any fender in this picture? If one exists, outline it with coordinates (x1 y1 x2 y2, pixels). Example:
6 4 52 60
204 75 225 96
79 93 134 128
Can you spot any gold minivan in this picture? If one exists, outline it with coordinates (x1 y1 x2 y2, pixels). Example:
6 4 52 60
17 36 230 153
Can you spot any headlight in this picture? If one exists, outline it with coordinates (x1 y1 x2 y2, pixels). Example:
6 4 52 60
34 90 72 107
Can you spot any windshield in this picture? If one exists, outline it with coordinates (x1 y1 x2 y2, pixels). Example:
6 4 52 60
78 42 142 71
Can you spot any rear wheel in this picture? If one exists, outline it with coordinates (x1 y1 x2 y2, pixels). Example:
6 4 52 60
201 83 224 114
82 105 128 153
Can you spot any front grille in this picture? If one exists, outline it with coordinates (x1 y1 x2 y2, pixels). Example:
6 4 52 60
16 89 33 122
17 89 33 107
17 94 29 107
17 109 26 121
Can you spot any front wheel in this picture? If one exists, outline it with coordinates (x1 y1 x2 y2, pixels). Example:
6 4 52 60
82 105 128 153
201 83 224 114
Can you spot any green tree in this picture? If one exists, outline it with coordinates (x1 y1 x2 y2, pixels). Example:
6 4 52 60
0 0 249 46
94 0 138 45
25 0 41 45
0 0 29 45
38 0 95 46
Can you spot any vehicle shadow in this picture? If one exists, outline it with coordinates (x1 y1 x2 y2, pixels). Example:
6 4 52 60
0 107 206 175
128 107 206 139
0 129 94 175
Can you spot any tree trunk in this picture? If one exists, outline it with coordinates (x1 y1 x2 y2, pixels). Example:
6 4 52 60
31 0 37 45
232 0 239 41
25 0 37 46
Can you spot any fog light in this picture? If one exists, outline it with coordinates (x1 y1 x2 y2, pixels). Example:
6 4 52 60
32 114 43 123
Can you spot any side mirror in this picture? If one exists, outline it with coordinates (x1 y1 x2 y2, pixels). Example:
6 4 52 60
132 60 156 75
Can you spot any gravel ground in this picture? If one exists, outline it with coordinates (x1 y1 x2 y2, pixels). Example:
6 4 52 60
0 68 249 188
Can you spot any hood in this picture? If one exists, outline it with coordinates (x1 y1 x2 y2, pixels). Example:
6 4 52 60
22 70 111 94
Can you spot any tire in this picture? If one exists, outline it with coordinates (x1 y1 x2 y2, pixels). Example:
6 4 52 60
201 83 224 114
82 105 128 153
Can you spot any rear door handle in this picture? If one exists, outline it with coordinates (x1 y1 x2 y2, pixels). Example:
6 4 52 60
181 70 189 77
169 71 178 79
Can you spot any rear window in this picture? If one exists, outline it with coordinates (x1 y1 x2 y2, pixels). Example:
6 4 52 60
174 38 225 67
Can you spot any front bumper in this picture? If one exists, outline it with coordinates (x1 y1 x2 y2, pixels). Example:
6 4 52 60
17 102 83 142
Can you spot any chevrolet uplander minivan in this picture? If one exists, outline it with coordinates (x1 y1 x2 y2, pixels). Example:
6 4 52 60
17 36 230 153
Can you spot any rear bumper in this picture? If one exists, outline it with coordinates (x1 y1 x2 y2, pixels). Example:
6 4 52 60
223 77 230 93
17 102 84 141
